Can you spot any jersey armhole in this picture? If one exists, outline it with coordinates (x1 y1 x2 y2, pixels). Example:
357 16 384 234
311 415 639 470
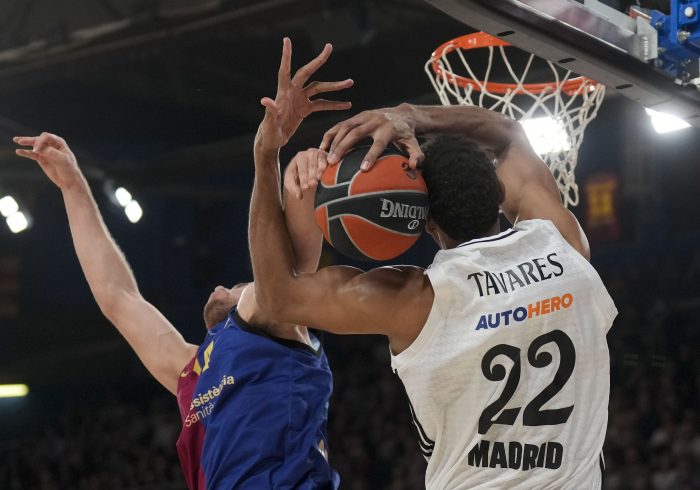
588 271 618 330
539 219 618 330
177 354 197 381
391 266 452 373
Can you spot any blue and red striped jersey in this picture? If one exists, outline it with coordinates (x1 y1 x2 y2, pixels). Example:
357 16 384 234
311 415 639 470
176 355 207 489
176 309 339 489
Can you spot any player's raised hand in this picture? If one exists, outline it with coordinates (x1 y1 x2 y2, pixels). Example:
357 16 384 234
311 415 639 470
319 103 424 171
284 148 329 200
13 133 82 190
257 38 353 152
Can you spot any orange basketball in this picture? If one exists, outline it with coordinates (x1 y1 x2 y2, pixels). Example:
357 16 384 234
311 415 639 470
314 147 429 261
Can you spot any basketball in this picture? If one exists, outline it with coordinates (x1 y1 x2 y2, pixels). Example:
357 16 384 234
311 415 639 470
314 147 429 261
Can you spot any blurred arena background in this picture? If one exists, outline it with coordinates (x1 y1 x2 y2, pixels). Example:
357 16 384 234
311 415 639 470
0 0 698 489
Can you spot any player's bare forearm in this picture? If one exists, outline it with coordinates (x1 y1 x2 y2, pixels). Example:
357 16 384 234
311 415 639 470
250 140 298 311
321 103 518 169
323 103 538 183
406 103 520 155
61 176 140 312
283 160 323 274
326 104 544 207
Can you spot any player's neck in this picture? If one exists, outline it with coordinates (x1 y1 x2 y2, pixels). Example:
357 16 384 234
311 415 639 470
444 221 502 249
269 323 312 347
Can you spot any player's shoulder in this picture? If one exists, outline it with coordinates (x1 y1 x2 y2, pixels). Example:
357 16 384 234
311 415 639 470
513 217 555 231
368 265 428 287
516 217 591 260
350 265 431 305
384 264 426 275
513 218 568 243
366 266 433 351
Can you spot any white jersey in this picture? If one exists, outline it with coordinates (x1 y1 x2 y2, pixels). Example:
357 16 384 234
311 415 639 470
391 219 617 490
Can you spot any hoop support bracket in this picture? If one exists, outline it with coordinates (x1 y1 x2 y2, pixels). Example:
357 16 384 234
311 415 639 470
425 0 700 125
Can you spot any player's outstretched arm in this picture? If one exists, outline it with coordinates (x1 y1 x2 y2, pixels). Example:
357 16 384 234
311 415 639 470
250 39 431 352
14 133 196 395
320 104 590 259
250 36 351 289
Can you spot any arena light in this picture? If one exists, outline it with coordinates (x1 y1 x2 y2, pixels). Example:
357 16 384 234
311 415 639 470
6 211 29 233
124 200 143 223
645 108 691 134
0 195 31 233
0 195 19 217
114 187 132 207
521 117 571 155
0 384 29 398
107 184 143 224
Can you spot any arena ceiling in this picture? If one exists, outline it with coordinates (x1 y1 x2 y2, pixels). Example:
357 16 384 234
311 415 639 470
0 0 473 196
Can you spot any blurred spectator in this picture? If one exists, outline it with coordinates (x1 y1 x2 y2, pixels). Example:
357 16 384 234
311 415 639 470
602 254 700 490
0 396 184 490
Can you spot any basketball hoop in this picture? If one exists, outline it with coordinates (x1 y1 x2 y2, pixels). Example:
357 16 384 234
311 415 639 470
425 32 606 208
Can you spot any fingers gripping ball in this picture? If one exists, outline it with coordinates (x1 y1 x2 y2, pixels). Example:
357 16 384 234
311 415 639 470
314 147 429 261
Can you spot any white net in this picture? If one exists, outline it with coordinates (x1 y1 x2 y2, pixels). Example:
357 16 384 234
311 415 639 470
424 33 606 208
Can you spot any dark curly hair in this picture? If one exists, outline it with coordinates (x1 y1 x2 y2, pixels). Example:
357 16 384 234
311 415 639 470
420 136 502 243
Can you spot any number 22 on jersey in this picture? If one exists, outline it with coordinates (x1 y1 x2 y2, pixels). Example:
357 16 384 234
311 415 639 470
479 330 576 435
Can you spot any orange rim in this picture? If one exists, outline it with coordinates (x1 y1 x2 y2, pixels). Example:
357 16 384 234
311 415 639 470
430 32 597 96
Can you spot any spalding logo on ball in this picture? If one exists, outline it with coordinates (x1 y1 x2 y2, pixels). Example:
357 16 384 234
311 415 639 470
314 146 429 261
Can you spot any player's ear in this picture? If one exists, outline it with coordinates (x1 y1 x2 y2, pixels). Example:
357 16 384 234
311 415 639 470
236 283 260 321
497 179 506 206
424 215 437 234
424 215 441 246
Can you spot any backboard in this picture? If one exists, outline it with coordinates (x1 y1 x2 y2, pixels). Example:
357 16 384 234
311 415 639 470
425 0 700 127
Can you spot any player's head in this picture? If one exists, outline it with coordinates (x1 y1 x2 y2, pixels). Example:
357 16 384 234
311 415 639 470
420 135 503 248
203 282 250 328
